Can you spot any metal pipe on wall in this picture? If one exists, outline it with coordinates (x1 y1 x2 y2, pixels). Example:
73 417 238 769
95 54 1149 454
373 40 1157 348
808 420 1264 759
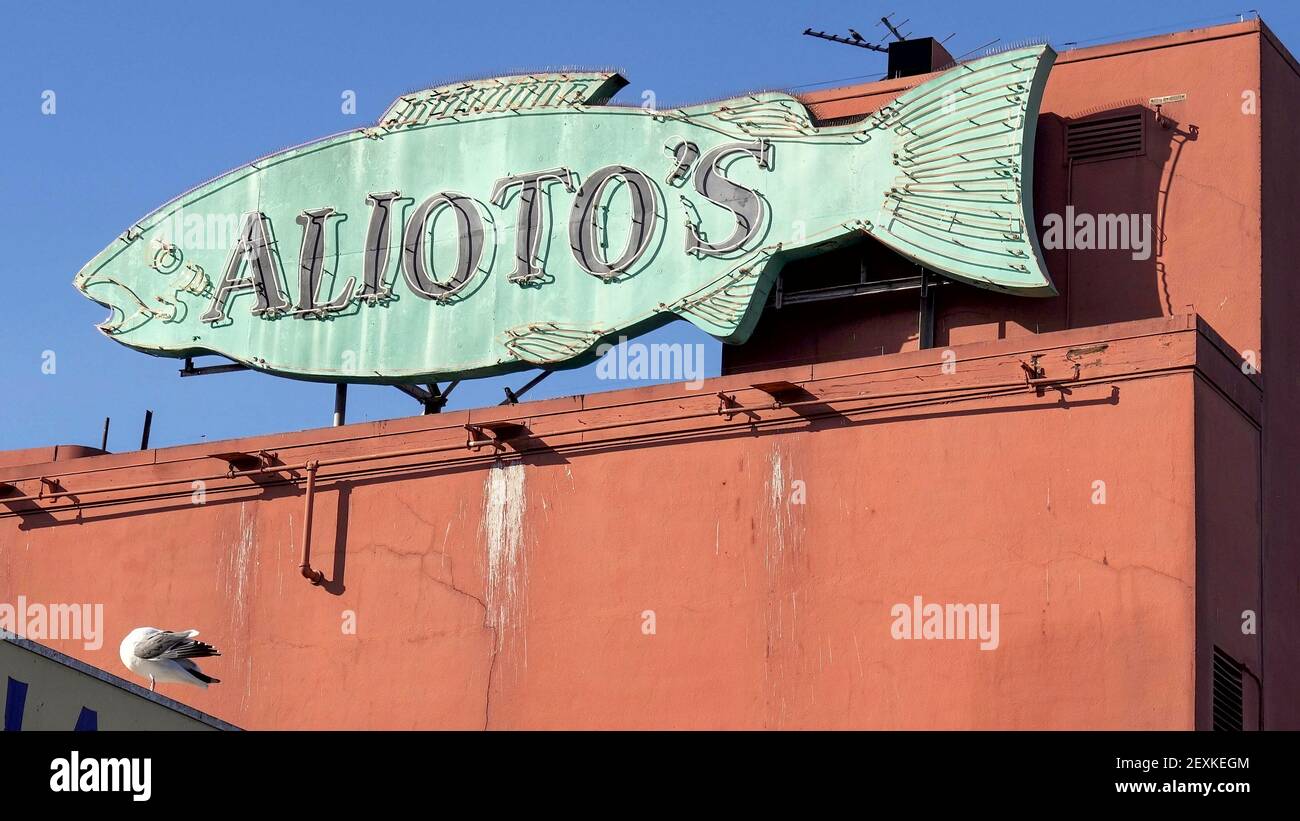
299 460 325 585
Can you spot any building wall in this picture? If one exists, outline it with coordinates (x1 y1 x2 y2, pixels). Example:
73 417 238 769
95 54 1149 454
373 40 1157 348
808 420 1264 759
1193 372 1263 730
727 22 1266 372
723 19 1298 729
0 317 1241 729
1259 25 1300 730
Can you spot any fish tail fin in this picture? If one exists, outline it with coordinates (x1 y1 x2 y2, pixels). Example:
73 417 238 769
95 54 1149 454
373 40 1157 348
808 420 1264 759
869 45 1057 295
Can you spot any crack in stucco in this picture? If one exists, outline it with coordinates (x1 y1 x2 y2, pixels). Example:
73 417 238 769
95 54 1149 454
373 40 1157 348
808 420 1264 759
1056 551 1194 592
356 533 498 729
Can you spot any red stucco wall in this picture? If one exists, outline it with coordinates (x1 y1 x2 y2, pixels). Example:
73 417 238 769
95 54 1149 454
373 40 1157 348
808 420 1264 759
0 317 1259 728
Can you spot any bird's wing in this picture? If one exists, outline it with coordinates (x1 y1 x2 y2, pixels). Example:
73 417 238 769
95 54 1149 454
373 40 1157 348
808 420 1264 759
133 630 221 660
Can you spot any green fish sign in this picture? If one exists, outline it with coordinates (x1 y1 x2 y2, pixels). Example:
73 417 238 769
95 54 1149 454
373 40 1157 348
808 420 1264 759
73 46 1056 383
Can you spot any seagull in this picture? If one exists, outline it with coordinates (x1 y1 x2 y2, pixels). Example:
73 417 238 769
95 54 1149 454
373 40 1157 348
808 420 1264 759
119 627 221 691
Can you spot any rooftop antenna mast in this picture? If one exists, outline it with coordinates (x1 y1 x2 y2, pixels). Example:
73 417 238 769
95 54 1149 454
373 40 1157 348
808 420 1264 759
801 14 958 80
878 12 910 42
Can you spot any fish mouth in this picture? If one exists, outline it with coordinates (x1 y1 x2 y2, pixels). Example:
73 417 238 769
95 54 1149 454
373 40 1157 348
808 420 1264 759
73 254 123 325
74 272 146 336
72 232 169 338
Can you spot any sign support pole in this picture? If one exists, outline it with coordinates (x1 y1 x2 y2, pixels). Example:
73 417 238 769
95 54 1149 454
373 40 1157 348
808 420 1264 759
140 410 153 450
919 269 937 350
333 384 348 427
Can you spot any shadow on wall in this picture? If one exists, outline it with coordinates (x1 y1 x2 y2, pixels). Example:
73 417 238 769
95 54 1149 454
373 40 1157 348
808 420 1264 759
3 385 1122 599
724 105 1198 373
1027 105 1197 335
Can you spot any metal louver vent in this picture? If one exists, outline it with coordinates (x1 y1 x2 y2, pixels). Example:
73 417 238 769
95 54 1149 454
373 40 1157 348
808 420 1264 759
1212 646 1244 731
1066 112 1145 163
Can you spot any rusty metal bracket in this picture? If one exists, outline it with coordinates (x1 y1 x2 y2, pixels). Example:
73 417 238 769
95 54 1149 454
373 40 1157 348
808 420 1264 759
716 392 760 421
209 450 282 481
750 380 814 406
1026 361 1082 394
465 421 530 451
1026 363 1082 385
210 450 278 472
1020 356 1045 382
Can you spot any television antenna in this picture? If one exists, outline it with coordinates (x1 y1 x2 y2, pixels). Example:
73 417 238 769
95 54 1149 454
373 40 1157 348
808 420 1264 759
802 27 888 52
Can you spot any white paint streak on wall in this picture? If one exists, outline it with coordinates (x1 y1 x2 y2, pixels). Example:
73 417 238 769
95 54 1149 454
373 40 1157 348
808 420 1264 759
219 503 257 711
762 443 807 727
764 448 787 573
230 504 255 631
482 460 527 666
440 521 453 574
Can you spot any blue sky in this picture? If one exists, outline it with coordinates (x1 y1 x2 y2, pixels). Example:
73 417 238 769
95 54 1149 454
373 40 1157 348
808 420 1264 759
0 0 1289 452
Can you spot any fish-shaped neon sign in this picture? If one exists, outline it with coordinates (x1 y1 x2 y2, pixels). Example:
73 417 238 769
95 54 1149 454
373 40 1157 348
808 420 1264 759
73 45 1056 383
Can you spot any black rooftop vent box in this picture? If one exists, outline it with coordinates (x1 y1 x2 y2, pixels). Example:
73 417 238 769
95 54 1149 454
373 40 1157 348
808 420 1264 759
887 37 956 78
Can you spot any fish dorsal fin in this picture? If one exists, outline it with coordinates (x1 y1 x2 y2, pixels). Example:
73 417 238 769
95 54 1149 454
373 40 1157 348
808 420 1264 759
379 72 628 130
678 92 818 139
